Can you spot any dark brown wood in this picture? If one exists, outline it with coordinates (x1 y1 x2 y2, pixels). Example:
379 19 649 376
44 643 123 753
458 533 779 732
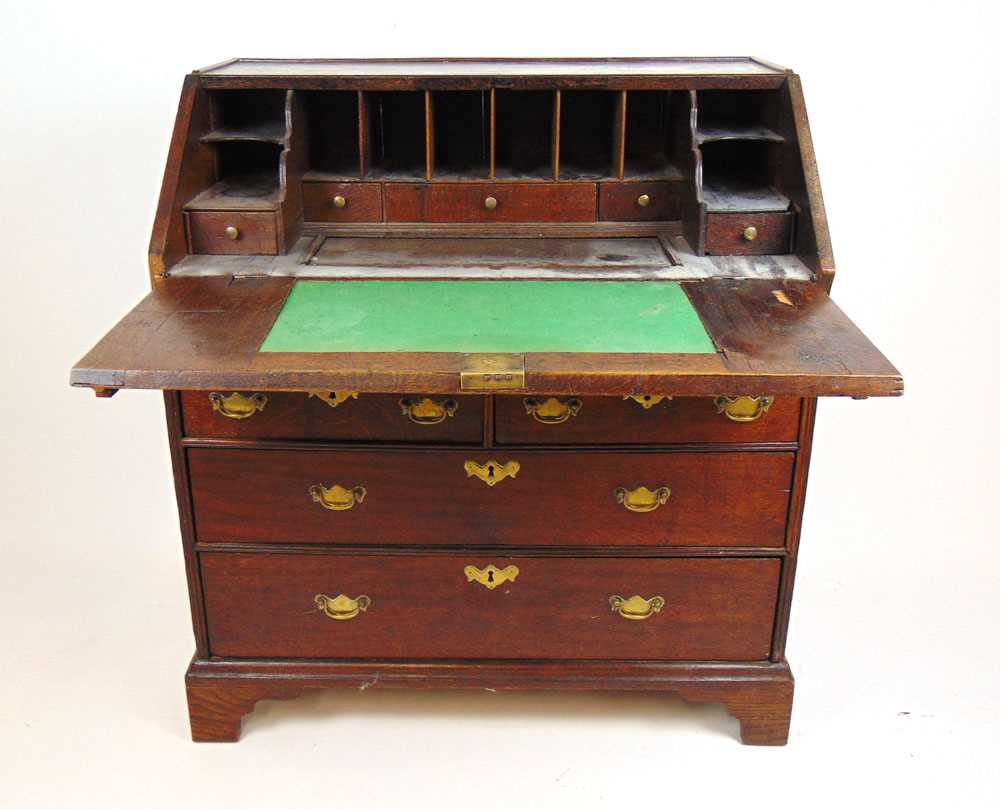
705 212 793 255
200 552 780 660
185 658 793 744
384 182 597 223
187 447 793 547
495 395 800 445
181 391 483 443
599 181 681 221
187 211 278 254
302 181 383 222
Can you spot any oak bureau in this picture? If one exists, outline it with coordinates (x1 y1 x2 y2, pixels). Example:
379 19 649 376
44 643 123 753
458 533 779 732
71 57 901 745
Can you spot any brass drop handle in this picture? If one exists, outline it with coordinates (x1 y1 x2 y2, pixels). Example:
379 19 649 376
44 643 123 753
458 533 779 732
742 225 758 241
332 195 347 209
465 564 519 590
399 397 458 425
636 193 651 207
609 594 665 621
309 483 367 511
523 397 582 424
715 395 774 422
224 225 240 240
464 460 520 487
623 394 671 410
208 391 267 419
484 195 498 210
315 593 370 621
614 485 671 513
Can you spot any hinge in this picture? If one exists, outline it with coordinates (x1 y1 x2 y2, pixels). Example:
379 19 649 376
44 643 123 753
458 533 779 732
460 353 525 391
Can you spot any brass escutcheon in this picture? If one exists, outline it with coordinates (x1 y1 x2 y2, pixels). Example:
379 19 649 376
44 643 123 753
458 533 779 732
523 397 582 424
307 391 359 409
614 485 671 513
399 397 458 425
464 460 520 487
208 391 267 419
609 594 665 621
310 483 367 511
714 395 774 422
623 394 672 410
315 593 370 620
465 564 519 590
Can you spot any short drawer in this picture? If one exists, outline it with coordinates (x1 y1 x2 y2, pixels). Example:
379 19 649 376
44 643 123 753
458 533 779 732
303 182 383 222
495 396 800 445
188 448 793 547
704 211 793 255
599 182 681 221
201 552 780 661
384 183 597 223
187 211 279 255
181 391 483 444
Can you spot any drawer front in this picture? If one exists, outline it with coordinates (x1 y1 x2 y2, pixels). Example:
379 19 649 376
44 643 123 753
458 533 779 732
182 392 483 444
704 212 793 255
202 552 780 660
188 211 278 255
303 182 383 223
599 182 680 221
495 396 800 445
384 183 597 223
189 448 793 547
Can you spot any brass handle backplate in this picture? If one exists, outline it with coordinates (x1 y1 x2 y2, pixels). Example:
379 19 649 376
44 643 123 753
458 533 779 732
484 195 498 210
623 394 672 410
742 225 758 241
315 593 370 620
208 392 267 419
399 397 458 425
523 397 582 424
307 391 359 409
332 195 347 208
614 485 671 513
609 594 665 621
464 460 520 487
224 225 240 240
465 564 519 590
310 483 367 511
715 395 774 422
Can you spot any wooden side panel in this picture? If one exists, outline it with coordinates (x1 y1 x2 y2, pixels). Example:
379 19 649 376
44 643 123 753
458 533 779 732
201 553 781 661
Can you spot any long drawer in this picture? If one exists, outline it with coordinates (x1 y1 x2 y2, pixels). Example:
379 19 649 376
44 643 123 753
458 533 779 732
495 395 800 445
188 448 794 547
182 391 483 443
384 182 597 223
201 552 781 660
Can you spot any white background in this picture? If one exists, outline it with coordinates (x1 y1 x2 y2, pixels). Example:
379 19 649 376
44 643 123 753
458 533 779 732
2 1 998 805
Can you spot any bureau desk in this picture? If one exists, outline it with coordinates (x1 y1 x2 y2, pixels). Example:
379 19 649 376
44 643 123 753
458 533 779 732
71 58 901 745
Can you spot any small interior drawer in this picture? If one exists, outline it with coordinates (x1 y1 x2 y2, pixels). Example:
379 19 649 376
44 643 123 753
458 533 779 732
303 182 383 222
599 181 680 221
704 211 793 255
384 183 597 223
201 552 781 661
187 211 279 255
181 391 483 444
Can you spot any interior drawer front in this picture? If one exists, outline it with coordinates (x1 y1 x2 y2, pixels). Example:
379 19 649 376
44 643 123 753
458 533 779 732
188 448 793 547
181 392 483 443
704 212 792 255
495 396 800 445
303 182 383 222
202 552 780 661
384 183 597 223
187 211 278 255
599 182 680 221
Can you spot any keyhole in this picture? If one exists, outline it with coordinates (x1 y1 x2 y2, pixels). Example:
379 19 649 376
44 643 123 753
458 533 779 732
487 464 495 479
487 570 495 583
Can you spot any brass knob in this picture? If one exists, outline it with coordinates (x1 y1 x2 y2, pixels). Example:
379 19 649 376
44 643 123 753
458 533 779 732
332 195 347 209
742 226 758 241
636 193 651 207
224 225 239 240
484 196 498 210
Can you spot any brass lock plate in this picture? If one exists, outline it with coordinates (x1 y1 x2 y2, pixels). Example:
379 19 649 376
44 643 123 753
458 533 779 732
460 353 525 391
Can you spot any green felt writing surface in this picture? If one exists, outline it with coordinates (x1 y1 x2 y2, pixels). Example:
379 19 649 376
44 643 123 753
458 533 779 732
260 280 716 354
